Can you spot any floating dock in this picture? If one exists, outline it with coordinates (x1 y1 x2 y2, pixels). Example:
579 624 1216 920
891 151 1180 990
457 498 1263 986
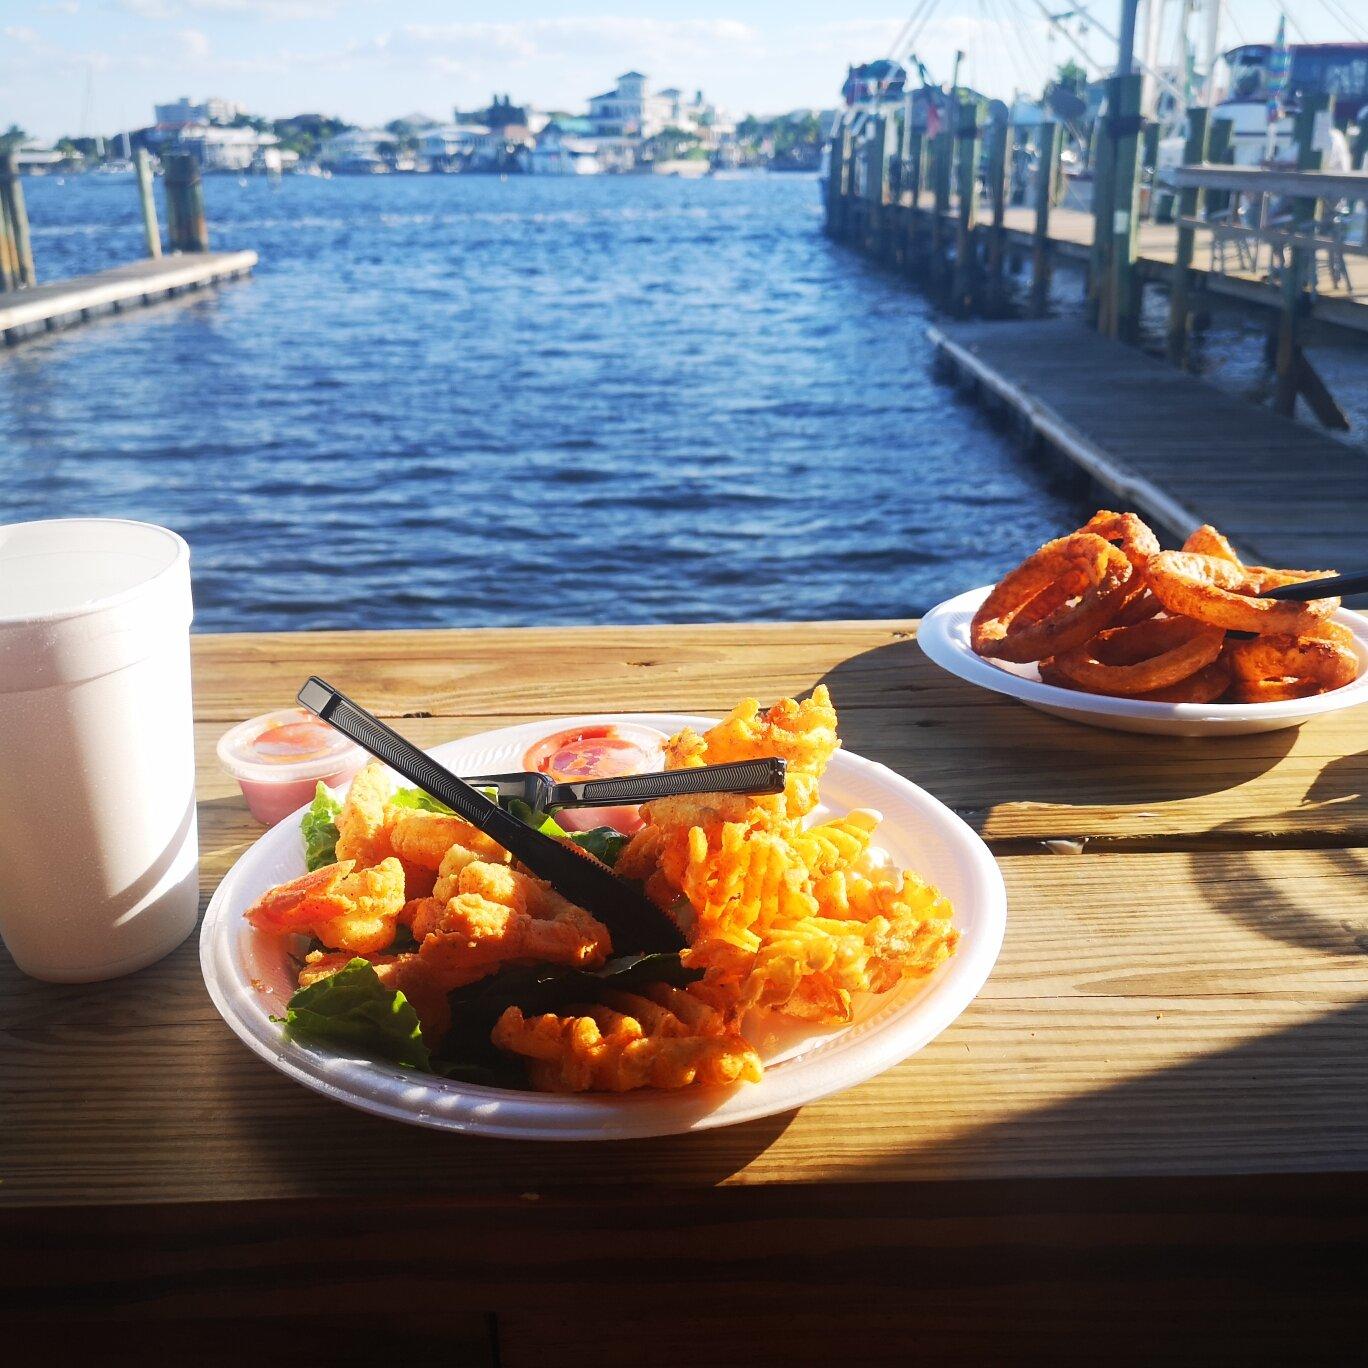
928 318 1365 572
0 250 257 345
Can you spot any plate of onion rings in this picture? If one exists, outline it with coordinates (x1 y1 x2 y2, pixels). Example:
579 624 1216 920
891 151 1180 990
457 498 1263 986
919 511 1368 736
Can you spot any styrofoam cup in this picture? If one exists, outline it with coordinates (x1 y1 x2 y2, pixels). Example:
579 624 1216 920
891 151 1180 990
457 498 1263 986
0 519 200 981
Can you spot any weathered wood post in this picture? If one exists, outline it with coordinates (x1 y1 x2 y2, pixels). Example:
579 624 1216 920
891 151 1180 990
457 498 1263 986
825 128 845 236
1166 107 1210 365
0 150 37 287
1141 120 1160 219
163 153 209 253
835 123 853 240
0 182 18 293
1273 95 1330 417
1107 73 1144 342
135 149 162 259
1087 78 1116 329
868 109 892 258
986 110 1009 304
1029 122 1060 317
951 100 979 314
904 125 924 275
930 122 953 292
1205 117 1233 216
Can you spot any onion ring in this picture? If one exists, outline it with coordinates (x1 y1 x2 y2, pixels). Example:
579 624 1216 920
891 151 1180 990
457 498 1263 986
971 534 1134 663
1080 510 1160 571
1039 656 1231 704
1053 616 1226 696
1182 524 1241 563
1223 634 1360 704
1111 588 1164 627
1146 552 1339 635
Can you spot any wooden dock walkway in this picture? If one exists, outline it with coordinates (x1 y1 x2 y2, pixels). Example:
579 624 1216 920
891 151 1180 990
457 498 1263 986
928 317 1365 572
0 250 257 345
907 190 1368 337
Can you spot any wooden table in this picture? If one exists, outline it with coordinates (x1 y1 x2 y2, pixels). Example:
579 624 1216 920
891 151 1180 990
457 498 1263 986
4 622 1366 1365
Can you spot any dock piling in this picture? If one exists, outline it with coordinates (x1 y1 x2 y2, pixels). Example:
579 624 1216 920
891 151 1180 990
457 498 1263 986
162 154 209 253
1166 107 1210 365
1106 74 1144 342
986 111 1009 305
135 150 162 259
951 101 980 315
1030 122 1060 317
1273 95 1330 418
1087 78 1117 329
0 151 36 288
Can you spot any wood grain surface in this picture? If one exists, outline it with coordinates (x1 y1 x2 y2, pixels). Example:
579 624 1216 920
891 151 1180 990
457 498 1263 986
3 621 1365 1359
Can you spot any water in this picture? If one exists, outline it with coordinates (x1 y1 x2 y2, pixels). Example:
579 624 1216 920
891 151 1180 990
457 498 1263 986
1 173 1090 632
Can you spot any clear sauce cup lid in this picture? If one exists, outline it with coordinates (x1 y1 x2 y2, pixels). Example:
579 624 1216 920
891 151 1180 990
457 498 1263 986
216 707 365 785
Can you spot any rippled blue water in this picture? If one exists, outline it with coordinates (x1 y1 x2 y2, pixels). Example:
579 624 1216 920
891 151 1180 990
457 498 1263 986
1 173 1091 632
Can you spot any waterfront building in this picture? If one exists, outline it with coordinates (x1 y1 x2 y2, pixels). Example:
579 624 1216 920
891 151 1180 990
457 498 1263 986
587 72 670 139
420 123 496 171
153 96 242 127
318 128 390 173
526 119 602 175
177 123 281 173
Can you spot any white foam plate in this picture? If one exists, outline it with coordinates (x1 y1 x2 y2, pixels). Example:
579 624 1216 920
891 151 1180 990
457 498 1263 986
200 713 1005 1140
920 586 1368 737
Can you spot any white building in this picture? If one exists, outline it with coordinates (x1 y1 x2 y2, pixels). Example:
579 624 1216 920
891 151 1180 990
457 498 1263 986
178 123 280 172
318 128 390 173
154 96 242 127
587 72 663 138
586 73 731 150
419 124 495 169
527 120 602 175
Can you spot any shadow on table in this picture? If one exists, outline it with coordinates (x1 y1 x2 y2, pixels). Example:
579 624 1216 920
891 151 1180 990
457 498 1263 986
817 636 1302 832
227 1058 799 1193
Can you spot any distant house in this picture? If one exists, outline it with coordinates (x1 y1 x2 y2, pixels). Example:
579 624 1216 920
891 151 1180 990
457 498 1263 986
527 119 602 175
318 128 390 173
420 124 495 170
178 123 280 173
587 71 660 138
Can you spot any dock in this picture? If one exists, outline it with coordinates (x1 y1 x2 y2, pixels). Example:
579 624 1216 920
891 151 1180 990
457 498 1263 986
0 250 257 345
928 317 1364 571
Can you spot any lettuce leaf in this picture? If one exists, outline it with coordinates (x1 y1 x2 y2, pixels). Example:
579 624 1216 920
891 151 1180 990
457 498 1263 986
505 801 629 867
301 781 343 872
274 957 431 1070
388 786 455 815
565 826 631 867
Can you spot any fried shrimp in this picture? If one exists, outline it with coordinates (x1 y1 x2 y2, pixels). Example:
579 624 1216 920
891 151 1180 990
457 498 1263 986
335 761 394 867
245 856 407 955
418 893 611 991
389 809 509 871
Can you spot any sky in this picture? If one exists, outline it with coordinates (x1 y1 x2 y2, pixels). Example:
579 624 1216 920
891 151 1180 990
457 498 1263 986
1 2 1355 142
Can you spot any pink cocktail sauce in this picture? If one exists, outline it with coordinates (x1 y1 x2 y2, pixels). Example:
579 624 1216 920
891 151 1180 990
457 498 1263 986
217 708 365 827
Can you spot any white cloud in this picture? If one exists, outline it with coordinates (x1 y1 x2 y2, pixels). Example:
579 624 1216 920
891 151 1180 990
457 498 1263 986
178 26 210 60
38 1 81 13
118 0 177 17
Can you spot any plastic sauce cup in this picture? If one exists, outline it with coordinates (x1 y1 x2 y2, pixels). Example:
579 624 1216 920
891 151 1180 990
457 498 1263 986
217 707 365 826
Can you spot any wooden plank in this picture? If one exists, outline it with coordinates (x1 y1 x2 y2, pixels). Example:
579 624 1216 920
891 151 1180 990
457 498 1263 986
1172 164 1368 200
4 846 1366 1209
0 250 257 337
927 319 1368 573
184 625 1368 849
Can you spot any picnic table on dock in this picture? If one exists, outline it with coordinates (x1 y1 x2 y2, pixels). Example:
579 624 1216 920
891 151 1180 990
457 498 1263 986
4 621 1366 1363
